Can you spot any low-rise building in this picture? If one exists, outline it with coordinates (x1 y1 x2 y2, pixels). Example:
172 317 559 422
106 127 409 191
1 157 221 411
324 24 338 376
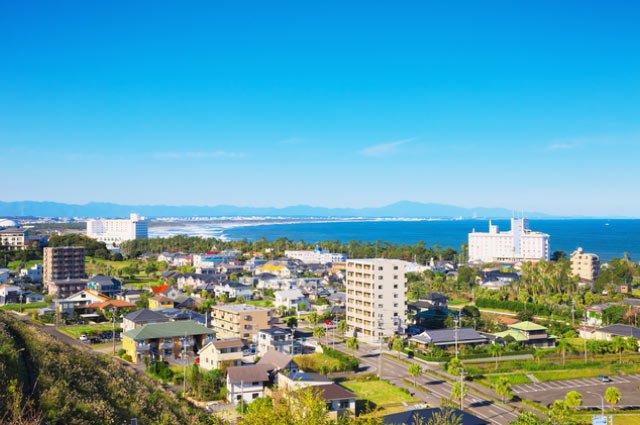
585 302 616 327
53 289 108 316
0 283 21 305
149 295 174 309
494 321 556 348
211 304 272 339
383 407 489 425
198 338 246 371
122 308 171 332
122 320 215 363
410 327 489 350
87 274 122 297
226 364 271 405
19 264 42 282
213 281 253 300
257 327 302 356
284 247 348 265
0 227 29 250
592 324 640 342
274 289 309 312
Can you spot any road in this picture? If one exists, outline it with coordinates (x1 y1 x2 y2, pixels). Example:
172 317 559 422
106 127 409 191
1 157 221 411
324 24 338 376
334 339 522 425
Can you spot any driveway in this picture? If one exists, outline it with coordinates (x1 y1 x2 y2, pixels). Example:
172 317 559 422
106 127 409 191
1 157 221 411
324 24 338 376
512 374 640 410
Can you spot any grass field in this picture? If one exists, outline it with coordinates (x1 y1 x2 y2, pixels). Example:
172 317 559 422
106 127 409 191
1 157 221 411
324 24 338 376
342 380 418 416
246 299 273 307
482 373 532 386
294 352 345 373
58 323 122 338
532 362 640 382
1 302 50 311
6 259 42 271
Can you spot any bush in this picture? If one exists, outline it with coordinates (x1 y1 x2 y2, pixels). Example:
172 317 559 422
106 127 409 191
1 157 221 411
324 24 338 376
121 354 133 362
320 345 360 371
117 348 126 357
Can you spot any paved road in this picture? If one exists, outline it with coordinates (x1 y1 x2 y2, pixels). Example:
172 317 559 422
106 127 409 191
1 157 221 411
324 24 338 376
335 340 522 425
512 374 640 410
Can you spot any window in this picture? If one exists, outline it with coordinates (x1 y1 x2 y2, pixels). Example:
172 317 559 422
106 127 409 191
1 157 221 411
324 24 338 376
393 284 398 289
378 295 382 299
393 275 398 280
253 393 259 399
378 266 383 271
393 303 398 307
393 294 398 298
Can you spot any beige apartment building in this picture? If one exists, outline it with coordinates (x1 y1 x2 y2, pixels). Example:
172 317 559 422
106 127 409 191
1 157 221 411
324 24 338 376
43 246 86 284
346 259 407 342
211 304 272 339
571 247 600 282
0 228 29 250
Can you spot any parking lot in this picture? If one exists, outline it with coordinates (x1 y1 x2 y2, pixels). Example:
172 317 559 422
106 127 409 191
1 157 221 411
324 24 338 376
512 374 640 409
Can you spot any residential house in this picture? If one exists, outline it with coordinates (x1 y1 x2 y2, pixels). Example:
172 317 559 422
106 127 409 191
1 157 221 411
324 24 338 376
54 289 108 316
149 295 174 309
152 307 207 325
494 321 556 348
585 302 617 326
19 264 42 282
257 327 302 356
226 364 271 405
618 283 632 294
327 292 346 306
410 327 489 350
0 284 21 305
151 284 172 295
79 299 136 315
408 292 448 314
258 349 298 373
211 304 272 339
592 324 640 343
255 261 294 278
177 273 223 290
198 338 246 371
243 257 266 271
276 371 332 391
255 274 295 291
122 308 171 332
383 408 489 425
118 289 144 304
274 289 309 312
173 295 200 309
122 320 215 363
214 281 253 300
0 269 10 285
87 274 122 297
307 384 357 420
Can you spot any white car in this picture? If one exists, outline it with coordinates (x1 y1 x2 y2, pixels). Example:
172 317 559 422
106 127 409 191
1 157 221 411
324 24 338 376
78 335 88 341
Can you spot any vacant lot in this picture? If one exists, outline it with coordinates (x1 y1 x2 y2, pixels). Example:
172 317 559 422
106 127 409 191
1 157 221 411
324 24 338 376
58 323 121 338
342 379 418 416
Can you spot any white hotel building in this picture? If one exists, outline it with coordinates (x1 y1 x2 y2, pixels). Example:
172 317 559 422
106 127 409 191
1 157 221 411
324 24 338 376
346 259 407 343
284 247 348 264
86 213 148 248
468 218 550 264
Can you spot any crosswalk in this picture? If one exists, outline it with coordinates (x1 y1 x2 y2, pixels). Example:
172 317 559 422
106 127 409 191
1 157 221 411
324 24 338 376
512 374 640 394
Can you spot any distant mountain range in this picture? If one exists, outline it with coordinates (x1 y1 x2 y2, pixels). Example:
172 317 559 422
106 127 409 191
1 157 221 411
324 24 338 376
0 200 560 219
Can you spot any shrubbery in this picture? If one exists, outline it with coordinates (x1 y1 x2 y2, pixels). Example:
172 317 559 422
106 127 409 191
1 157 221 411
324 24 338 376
320 345 360 371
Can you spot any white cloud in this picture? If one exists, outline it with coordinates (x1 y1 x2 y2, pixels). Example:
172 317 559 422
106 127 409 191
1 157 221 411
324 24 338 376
278 137 303 145
359 138 415 157
153 151 244 159
546 143 577 151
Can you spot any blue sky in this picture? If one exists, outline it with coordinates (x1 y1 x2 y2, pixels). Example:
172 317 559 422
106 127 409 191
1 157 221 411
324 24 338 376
1 1 639 216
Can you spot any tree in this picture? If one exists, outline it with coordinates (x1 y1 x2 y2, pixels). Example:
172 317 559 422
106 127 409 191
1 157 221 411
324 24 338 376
422 406 462 425
313 326 325 339
277 305 288 316
612 336 625 364
489 343 503 370
509 411 553 425
446 357 464 376
392 338 405 359
556 339 571 366
347 337 359 351
551 250 567 261
297 302 307 313
564 391 583 411
286 316 298 330
408 363 422 387
337 320 348 336
308 311 319 326
533 349 545 366
549 400 569 424
494 376 511 403
450 381 467 403
605 387 621 408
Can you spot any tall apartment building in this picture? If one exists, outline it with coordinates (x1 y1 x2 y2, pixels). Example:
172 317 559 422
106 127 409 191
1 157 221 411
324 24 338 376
0 219 28 250
86 213 148 248
346 259 407 343
211 304 272 339
468 218 550 264
43 246 86 283
571 247 600 282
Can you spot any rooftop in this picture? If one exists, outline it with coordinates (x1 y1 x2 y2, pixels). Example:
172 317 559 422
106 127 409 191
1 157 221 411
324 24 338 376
227 364 271 383
509 321 547 331
214 303 270 313
123 320 214 340
596 324 640 338
383 408 489 425
123 308 170 322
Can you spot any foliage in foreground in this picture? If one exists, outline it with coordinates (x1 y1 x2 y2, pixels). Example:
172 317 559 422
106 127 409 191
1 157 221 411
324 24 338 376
0 311 212 425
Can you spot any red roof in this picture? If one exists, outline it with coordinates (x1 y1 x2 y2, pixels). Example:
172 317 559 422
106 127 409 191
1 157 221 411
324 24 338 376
152 285 170 294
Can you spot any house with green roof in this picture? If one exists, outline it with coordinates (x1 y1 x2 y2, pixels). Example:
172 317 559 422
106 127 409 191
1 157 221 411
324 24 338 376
493 321 556 348
122 320 215 363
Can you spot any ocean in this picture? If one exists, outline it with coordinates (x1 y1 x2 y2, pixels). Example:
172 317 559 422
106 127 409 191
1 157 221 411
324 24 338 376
151 219 640 263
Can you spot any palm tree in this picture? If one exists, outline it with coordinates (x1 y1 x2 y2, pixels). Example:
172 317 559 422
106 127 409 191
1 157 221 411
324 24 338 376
556 339 571 366
605 386 621 408
346 337 359 351
313 326 325 341
494 376 511 403
308 311 319 326
392 338 404 359
612 336 625 364
533 349 545 366
408 363 422 387
337 320 348 337
489 343 503 370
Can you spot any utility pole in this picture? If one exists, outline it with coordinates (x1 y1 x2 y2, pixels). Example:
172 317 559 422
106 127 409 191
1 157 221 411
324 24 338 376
378 330 383 379
112 313 116 356
571 299 575 325
183 332 188 394
454 317 459 359
19 293 23 313
460 368 465 410
584 339 587 363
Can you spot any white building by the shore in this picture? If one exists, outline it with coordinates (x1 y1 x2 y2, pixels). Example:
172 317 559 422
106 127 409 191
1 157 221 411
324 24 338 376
86 213 148 248
468 218 549 264
284 247 348 264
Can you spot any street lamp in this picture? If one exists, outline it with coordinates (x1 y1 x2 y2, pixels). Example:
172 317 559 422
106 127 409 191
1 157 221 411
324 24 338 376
585 391 605 416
